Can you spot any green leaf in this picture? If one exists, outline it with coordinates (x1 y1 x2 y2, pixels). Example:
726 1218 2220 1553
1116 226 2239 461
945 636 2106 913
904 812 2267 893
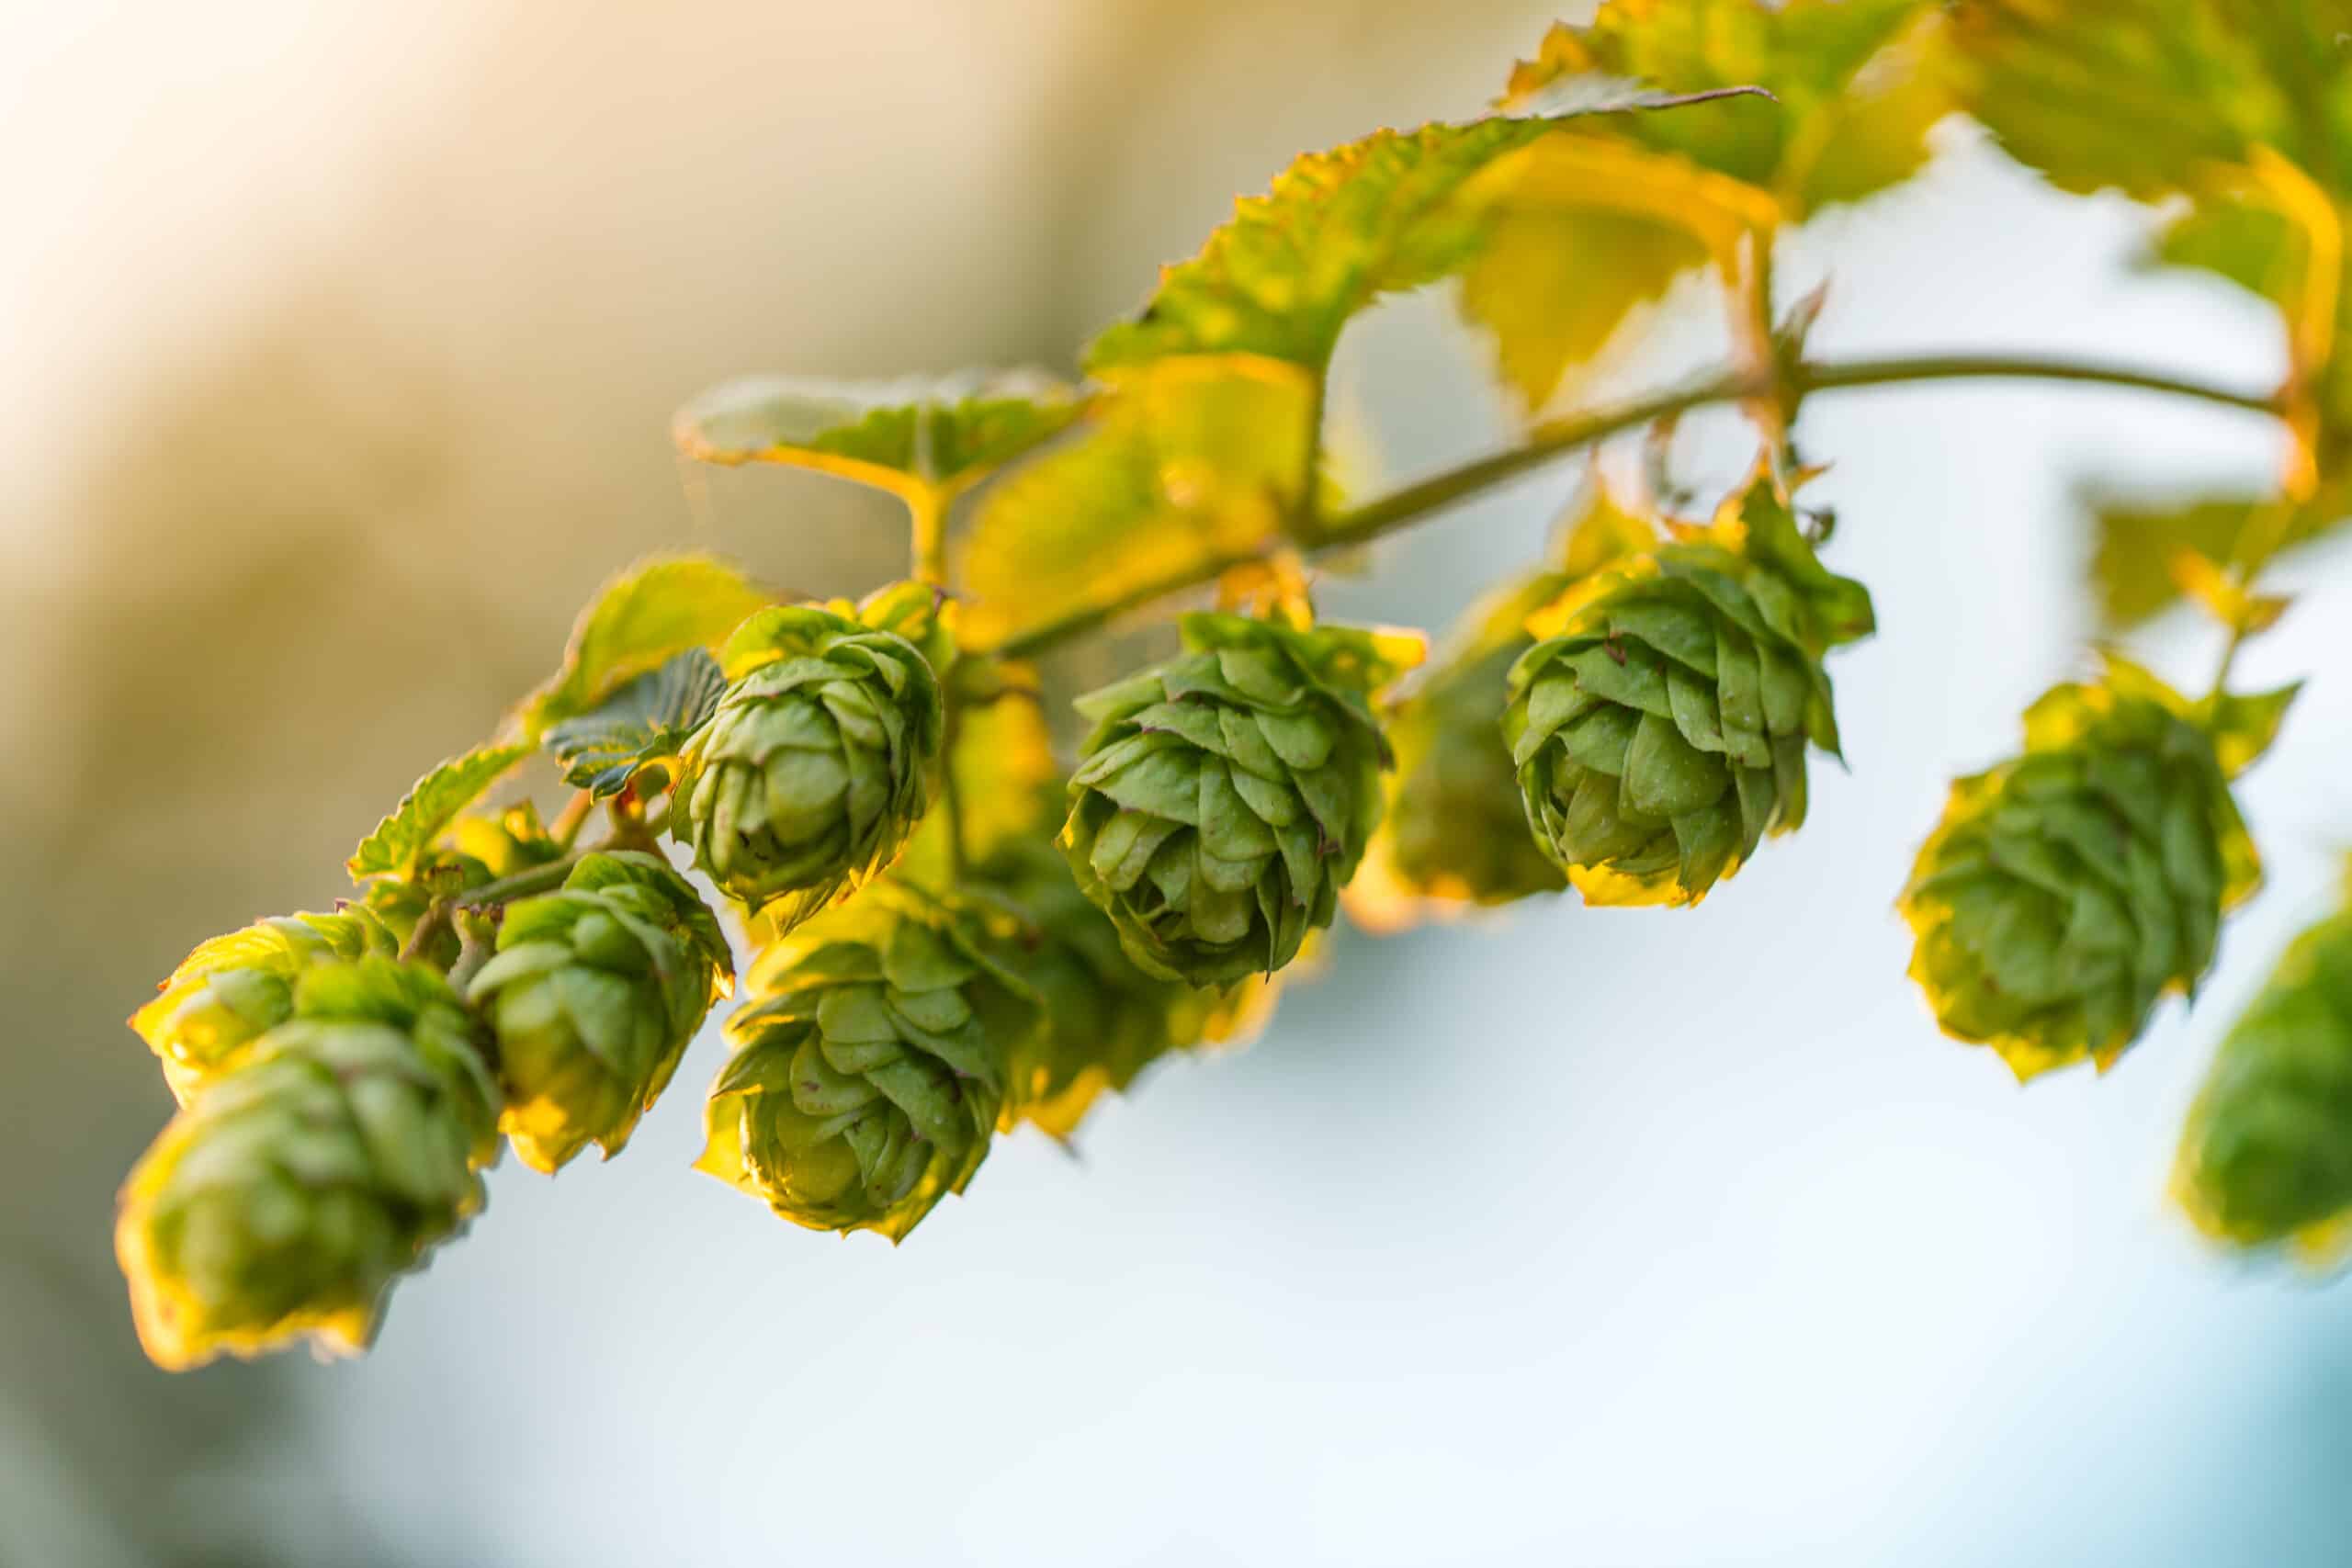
2085 482 2351 626
1503 0 1948 215
670 369 1080 502
1951 0 2337 202
953 355 1317 651
542 649 728 798
525 555 771 733
2199 680 2302 778
347 741 533 877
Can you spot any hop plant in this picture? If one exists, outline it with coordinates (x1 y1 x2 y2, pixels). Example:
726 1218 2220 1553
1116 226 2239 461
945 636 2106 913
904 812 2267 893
131 907 404 1102
116 957 500 1370
1899 657 2261 1080
673 582 948 926
2172 880 2352 1263
1503 472 1874 906
696 890 1038 1240
467 851 733 1173
1062 612 1421 985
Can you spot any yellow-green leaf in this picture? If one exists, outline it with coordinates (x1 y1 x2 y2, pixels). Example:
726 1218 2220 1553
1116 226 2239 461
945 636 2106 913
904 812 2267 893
2199 680 2302 779
671 369 1081 508
524 554 772 733
2086 483 2350 626
953 355 1317 651
1505 0 1949 215
1951 0 2335 202
346 740 533 877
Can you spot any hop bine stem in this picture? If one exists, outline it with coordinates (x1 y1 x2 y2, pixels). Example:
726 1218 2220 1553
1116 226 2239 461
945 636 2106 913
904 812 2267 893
994 352 2286 660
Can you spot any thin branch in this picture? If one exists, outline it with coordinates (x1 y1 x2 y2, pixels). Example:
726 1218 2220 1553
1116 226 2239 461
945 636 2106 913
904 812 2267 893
992 352 2286 660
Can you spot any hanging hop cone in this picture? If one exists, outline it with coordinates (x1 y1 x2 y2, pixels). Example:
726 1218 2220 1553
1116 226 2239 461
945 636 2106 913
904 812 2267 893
696 890 1038 1241
131 907 404 1103
1061 613 1422 985
116 956 500 1371
673 582 947 927
1502 473 1873 907
2173 879 2352 1262
1899 656 2261 1080
467 851 733 1173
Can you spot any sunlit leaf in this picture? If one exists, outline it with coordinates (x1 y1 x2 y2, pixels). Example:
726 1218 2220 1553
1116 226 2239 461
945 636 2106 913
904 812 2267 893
524 554 771 733
1504 1 1950 215
541 649 728 798
953 355 1317 651
1951 0 2335 202
2199 679 2302 779
2086 482 2351 625
671 368 1081 506
346 741 533 878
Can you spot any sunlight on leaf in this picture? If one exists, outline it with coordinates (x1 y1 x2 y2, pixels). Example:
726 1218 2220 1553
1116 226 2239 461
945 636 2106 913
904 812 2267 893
346 740 533 877
671 369 1080 508
2086 481 2351 626
954 355 1317 651
1504 1 1949 216
523 554 771 734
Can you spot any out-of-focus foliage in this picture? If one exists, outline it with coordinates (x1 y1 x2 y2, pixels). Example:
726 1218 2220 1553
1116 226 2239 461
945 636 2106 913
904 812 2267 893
1352 483 1657 928
1953 0 2352 618
671 370 1082 511
954 355 1319 650
2174 869 2352 1265
118 959 500 1371
1900 656 2269 1080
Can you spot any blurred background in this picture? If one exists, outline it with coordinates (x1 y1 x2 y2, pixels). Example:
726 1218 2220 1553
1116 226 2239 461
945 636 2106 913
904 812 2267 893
6 1 2350 1563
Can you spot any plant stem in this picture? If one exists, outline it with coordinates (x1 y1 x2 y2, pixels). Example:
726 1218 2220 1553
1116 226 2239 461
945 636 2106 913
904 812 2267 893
992 351 2285 660
909 491 949 586
458 856 582 909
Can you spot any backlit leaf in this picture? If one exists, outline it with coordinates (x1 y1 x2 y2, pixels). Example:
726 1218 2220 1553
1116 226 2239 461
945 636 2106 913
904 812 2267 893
1951 0 2338 202
524 555 771 733
671 369 1080 506
2199 680 2302 779
953 355 1317 651
346 740 533 877
2086 482 2351 626
542 649 728 798
1503 1 1949 215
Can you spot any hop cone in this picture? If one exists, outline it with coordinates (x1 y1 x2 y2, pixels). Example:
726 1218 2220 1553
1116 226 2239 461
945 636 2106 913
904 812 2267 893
2172 886 2352 1262
673 583 946 925
131 907 403 1102
697 892 1037 1240
1062 613 1420 985
1502 475 1873 906
1899 656 2258 1080
1358 573 1572 925
468 851 732 1173
117 956 500 1370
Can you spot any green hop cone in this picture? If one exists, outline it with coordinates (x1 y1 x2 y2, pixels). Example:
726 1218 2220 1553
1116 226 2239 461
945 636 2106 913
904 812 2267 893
1899 655 2261 1080
673 582 947 927
1502 471 1874 907
131 907 403 1102
697 889 1038 1240
1062 612 1422 985
2172 879 2352 1264
467 850 733 1173
116 956 500 1371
